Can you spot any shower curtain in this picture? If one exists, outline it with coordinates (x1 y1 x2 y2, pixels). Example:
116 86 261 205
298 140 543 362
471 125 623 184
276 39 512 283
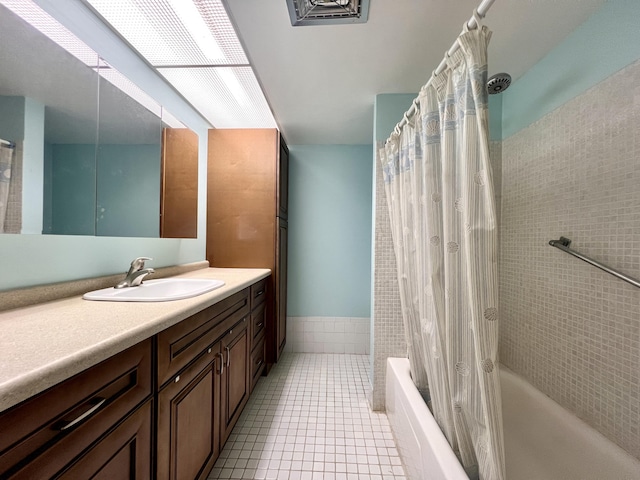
0 143 15 233
379 24 505 480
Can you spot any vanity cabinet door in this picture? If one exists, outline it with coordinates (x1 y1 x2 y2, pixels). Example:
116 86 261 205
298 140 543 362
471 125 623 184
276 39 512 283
157 345 221 480
220 317 250 444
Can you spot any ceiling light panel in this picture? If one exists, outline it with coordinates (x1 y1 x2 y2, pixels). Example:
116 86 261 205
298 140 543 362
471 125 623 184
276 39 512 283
85 0 247 66
158 67 276 128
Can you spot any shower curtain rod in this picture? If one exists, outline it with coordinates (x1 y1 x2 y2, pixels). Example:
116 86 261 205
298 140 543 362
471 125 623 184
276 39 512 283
549 237 640 289
387 0 497 141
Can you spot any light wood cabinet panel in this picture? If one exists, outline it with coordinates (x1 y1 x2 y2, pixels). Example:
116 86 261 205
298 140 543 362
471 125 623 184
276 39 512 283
160 128 198 238
207 129 288 368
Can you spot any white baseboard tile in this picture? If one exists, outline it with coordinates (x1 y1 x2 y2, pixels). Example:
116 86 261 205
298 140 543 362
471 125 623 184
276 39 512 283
285 317 371 354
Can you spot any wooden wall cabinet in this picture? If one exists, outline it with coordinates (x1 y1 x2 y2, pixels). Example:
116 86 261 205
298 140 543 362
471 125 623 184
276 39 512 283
207 129 289 366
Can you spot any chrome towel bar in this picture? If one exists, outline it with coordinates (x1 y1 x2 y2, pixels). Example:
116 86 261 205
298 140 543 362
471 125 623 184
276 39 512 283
549 237 640 289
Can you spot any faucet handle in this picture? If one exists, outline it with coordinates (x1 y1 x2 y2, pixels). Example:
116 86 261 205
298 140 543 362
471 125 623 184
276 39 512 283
130 257 153 270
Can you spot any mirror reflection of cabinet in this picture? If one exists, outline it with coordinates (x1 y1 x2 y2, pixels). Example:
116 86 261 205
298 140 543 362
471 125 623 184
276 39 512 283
0 2 198 239
160 128 198 239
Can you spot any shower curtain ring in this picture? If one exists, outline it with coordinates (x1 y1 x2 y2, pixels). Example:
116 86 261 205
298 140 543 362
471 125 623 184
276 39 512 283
466 8 483 31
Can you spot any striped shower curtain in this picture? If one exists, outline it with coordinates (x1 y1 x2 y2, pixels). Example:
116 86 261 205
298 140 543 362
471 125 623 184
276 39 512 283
0 143 14 233
379 25 505 480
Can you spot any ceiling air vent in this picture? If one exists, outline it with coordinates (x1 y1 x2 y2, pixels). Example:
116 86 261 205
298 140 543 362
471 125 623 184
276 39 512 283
286 0 370 26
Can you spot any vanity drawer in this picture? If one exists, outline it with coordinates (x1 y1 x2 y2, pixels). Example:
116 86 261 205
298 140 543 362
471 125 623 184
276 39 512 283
157 288 250 387
250 278 267 310
251 301 266 349
250 338 266 392
0 339 152 479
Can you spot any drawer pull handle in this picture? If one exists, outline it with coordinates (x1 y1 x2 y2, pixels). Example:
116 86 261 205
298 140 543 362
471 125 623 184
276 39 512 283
256 359 264 367
256 322 264 328
225 346 231 367
207 348 212 354
256 290 264 297
58 397 106 431
217 352 225 375
175 375 180 383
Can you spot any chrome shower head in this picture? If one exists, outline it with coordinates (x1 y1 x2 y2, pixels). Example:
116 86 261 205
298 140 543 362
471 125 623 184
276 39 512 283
487 73 511 94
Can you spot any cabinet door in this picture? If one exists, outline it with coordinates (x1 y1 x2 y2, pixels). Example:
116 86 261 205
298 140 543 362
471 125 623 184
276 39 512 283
276 219 288 360
220 317 249 444
56 401 152 480
157 347 221 480
277 135 289 220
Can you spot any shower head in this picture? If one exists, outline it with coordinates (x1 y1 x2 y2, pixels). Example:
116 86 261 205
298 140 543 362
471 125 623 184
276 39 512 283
487 73 511 94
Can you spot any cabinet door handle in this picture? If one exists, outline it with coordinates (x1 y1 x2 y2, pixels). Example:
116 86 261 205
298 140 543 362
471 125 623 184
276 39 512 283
58 397 106 431
256 290 264 297
217 352 225 375
225 346 231 367
255 358 264 367
256 322 264 328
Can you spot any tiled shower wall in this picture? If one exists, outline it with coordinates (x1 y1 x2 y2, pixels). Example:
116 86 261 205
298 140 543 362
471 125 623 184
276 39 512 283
499 59 640 459
370 143 406 411
4 142 22 233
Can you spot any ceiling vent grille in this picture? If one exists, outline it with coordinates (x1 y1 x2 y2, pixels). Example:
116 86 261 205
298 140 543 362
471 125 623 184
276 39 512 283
286 0 370 26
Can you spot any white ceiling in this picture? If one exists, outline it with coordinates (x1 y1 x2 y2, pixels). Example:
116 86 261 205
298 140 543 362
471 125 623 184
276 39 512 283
224 0 606 145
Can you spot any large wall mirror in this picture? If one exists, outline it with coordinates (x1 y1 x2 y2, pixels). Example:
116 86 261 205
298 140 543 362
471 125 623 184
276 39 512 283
0 3 198 238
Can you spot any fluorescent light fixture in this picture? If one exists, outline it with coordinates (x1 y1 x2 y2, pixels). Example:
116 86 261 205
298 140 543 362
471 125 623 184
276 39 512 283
87 0 277 129
158 67 276 129
286 0 370 26
218 68 250 107
166 0 224 61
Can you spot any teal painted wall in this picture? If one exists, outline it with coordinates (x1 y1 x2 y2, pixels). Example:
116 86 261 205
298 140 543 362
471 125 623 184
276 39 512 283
502 0 640 139
49 144 96 235
374 94 416 143
288 145 372 317
96 144 160 237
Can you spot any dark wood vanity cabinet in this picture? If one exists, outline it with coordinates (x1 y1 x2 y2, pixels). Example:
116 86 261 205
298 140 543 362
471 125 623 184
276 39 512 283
0 340 153 479
207 129 289 367
0 277 268 480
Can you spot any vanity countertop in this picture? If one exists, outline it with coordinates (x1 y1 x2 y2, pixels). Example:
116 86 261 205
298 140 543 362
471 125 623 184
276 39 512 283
0 267 271 413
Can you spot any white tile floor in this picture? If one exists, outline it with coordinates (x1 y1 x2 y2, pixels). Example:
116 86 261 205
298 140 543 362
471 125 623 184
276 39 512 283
208 353 407 480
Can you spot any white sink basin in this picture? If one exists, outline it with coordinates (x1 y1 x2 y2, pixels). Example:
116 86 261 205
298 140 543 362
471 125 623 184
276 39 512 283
83 278 225 302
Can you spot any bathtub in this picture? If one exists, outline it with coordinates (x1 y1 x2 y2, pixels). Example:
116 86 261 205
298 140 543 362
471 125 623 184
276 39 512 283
386 358 640 480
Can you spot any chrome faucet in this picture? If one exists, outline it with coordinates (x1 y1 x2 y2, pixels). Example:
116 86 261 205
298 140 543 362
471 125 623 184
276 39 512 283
115 257 155 288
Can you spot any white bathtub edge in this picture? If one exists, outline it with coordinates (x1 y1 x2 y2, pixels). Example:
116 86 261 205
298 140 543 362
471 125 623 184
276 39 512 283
386 357 468 480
